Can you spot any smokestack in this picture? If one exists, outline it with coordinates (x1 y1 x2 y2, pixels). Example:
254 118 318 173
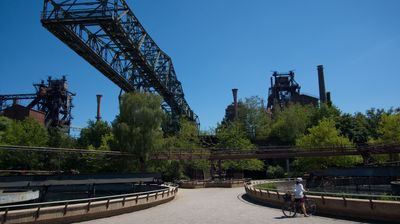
317 65 327 104
326 91 332 106
96 94 102 122
232 88 238 119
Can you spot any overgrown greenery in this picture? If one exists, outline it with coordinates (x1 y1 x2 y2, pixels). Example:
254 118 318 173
294 118 362 172
255 182 277 190
0 91 399 179
216 121 264 172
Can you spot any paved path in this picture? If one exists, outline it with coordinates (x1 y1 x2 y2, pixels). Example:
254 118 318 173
77 188 371 224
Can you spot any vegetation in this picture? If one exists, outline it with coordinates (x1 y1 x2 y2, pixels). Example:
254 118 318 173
0 90 399 179
255 182 277 190
216 121 264 172
294 118 362 172
112 92 165 172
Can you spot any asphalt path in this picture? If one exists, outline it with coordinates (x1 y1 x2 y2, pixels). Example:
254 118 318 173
77 187 372 224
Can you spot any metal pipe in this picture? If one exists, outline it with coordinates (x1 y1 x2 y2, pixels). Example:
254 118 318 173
96 94 102 122
317 65 327 104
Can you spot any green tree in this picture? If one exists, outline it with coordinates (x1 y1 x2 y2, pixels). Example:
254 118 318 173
376 113 400 144
269 104 315 145
48 127 77 148
0 116 13 144
0 118 49 170
370 113 400 162
2 118 48 146
294 118 362 172
216 121 264 171
158 118 207 180
336 113 369 145
78 120 112 149
240 96 272 140
365 108 386 139
112 92 165 171
310 104 341 127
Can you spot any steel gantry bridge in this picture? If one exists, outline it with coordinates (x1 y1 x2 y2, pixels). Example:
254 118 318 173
41 0 199 131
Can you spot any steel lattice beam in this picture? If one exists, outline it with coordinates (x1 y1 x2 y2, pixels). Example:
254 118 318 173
41 0 199 130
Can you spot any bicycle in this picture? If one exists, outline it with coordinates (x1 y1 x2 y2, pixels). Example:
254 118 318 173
282 193 317 217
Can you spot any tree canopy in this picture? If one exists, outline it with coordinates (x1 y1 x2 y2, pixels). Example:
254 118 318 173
112 92 165 171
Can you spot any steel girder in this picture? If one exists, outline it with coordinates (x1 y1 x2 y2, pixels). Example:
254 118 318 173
41 0 199 130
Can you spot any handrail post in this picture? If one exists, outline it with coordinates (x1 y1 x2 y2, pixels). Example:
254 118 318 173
87 200 91 212
35 206 41 220
2 208 8 224
63 203 68 216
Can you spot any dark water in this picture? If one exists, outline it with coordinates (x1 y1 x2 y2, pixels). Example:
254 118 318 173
41 184 166 202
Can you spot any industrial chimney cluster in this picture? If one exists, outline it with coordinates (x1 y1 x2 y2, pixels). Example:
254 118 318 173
224 64 331 121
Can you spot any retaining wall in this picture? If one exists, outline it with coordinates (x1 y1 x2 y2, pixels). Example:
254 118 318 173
0 186 178 224
245 181 400 223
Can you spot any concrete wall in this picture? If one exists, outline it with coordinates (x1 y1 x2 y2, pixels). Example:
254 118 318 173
245 182 400 223
0 186 178 224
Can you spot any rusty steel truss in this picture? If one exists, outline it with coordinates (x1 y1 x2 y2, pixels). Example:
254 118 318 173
41 0 199 131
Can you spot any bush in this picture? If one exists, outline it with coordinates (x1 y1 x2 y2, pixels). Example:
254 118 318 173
266 165 285 179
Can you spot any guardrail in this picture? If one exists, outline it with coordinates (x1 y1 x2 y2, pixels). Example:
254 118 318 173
179 179 246 188
246 180 400 223
0 184 178 224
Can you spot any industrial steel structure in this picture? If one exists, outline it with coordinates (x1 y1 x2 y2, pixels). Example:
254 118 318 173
267 71 319 110
0 76 74 128
41 0 199 131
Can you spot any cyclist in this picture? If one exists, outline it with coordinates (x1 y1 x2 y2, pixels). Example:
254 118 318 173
293 177 309 217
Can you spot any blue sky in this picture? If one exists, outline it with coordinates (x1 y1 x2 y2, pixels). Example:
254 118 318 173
0 0 399 131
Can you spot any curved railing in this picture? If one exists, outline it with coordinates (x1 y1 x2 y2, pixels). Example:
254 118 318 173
245 179 400 222
0 184 178 224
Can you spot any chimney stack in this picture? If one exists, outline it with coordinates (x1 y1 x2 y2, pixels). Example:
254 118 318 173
232 88 238 119
96 94 102 122
317 65 327 104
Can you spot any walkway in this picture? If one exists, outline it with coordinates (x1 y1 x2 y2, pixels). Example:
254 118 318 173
76 188 371 224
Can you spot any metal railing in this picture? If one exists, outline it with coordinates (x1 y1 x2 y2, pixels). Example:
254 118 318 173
250 180 400 201
0 184 177 212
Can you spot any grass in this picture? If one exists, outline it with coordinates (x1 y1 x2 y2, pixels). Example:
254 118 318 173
254 182 278 191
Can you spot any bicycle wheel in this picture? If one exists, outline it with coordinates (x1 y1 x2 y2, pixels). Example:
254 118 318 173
305 199 317 215
282 201 296 217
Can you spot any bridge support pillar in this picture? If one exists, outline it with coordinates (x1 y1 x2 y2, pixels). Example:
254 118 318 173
286 159 290 175
210 160 215 180
218 159 222 179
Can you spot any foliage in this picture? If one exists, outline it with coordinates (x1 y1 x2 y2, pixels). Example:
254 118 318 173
369 113 400 162
375 113 400 144
216 121 264 171
112 92 165 171
296 118 353 147
255 182 278 190
294 118 362 172
0 118 49 170
48 127 77 148
0 116 13 143
78 120 112 149
310 104 341 127
238 96 272 140
266 165 285 179
337 113 369 145
269 104 315 145
161 118 209 180
1 118 48 146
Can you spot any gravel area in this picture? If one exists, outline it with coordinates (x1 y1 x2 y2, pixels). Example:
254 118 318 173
76 187 372 224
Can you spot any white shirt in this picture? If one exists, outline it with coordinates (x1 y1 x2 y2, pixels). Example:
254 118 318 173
294 183 306 199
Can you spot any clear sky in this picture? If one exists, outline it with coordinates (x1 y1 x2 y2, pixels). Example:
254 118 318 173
0 0 399 131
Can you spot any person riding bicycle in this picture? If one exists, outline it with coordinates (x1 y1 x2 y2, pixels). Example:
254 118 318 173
293 177 309 217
